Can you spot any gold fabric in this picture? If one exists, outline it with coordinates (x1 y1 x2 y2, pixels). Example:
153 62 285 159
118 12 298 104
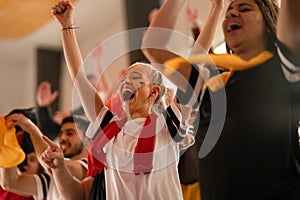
164 51 273 92
0 116 25 168
181 182 201 200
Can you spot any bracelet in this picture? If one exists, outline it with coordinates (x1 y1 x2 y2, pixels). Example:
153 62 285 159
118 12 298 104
61 26 80 31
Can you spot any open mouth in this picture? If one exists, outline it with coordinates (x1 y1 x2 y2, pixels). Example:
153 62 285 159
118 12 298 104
227 22 242 32
60 142 69 152
122 90 135 101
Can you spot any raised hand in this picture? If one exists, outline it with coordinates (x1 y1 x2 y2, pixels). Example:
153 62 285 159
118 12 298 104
211 0 225 9
6 113 37 134
51 1 74 29
186 3 199 24
36 81 59 107
41 135 64 169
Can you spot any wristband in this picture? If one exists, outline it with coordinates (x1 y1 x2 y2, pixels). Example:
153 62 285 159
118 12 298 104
61 26 79 31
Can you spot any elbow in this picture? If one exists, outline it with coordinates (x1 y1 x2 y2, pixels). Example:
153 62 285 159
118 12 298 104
141 39 180 65
141 45 155 63
141 39 162 64
140 35 150 56
141 47 176 65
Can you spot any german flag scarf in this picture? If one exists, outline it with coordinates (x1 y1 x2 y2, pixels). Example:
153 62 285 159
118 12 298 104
87 113 158 176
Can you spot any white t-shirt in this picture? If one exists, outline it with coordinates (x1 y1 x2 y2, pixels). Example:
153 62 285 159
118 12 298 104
87 103 192 200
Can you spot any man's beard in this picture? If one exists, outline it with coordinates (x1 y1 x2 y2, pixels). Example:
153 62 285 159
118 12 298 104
64 144 83 158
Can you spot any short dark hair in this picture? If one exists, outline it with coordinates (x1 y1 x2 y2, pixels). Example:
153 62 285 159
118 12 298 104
7 107 38 127
61 115 90 135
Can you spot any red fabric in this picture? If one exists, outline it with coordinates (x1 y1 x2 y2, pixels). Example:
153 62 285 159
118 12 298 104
87 113 157 177
133 114 157 175
0 187 33 200
87 119 125 176
16 133 24 144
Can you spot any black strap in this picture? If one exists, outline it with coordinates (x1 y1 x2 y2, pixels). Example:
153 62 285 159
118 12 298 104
163 106 186 142
166 106 180 129
176 64 199 106
38 173 50 199
93 110 114 139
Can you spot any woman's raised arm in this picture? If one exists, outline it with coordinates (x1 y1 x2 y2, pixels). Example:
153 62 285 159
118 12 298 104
52 1 104 121
277 0 300 55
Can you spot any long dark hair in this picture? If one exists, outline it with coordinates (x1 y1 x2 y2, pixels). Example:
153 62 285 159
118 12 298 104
226 0 279 53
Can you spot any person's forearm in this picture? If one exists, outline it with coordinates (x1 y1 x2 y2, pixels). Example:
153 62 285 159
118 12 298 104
149 0 186 29
277 0 300 55
191 2 223 54
61 29 83 81
52 164 86 200
38 106 60 140
142 0 188 64
27 126 49 161
61 29 103 121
